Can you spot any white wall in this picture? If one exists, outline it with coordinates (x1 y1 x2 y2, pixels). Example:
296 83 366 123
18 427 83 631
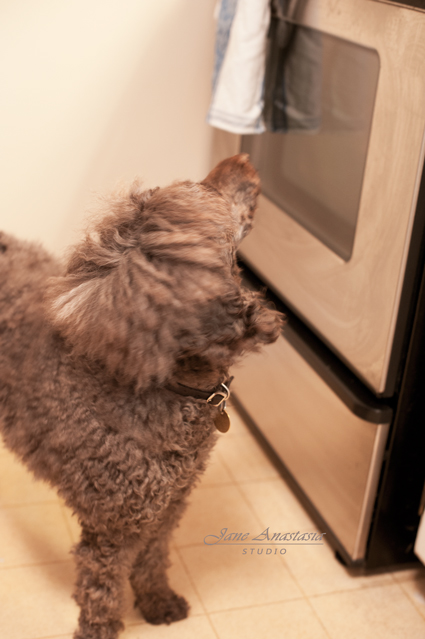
0 0 226 255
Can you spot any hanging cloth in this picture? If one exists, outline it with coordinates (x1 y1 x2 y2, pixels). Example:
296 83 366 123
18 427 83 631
207 0 271 134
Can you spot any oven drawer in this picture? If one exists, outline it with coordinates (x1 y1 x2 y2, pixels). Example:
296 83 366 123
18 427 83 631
232 326 391 561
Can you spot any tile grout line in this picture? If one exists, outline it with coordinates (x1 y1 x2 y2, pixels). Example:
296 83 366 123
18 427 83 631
204 614 221 639
173 545 222 639
174 544 209 616
59 502 79 546
0 498 61 510
198 480 235 489
196 476 290 491
306 578 419 601
0 557 73 571
212 447 240 486
197 594 309 616
397 578 425 621
178 515 295 639
304 595 334 639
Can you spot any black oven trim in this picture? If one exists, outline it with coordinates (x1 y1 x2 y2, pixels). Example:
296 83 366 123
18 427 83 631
370 0 425 12
366 254 425 568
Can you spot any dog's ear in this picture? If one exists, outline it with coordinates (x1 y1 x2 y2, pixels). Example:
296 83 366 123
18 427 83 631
46 250 184 389
45 185 192 389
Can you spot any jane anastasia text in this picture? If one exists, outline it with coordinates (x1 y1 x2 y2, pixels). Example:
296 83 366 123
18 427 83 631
204 527 326 546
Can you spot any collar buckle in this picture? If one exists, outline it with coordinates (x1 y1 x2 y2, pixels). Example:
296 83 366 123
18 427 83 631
207 383 230 407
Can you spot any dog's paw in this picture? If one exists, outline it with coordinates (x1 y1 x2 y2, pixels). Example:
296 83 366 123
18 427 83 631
73 619 123 639
136 590 189 625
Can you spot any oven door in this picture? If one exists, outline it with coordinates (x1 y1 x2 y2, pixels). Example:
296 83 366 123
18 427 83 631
239 0 425 395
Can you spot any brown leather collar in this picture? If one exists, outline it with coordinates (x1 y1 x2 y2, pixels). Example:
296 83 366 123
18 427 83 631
165 377 233 406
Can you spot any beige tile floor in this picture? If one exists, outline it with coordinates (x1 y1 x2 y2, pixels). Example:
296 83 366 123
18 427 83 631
1 406 425 639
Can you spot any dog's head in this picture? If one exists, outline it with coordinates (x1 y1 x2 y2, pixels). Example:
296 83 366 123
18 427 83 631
47 154 283 389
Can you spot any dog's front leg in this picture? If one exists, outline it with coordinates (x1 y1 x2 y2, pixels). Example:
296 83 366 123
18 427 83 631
130 501 189 625
72 528 135 639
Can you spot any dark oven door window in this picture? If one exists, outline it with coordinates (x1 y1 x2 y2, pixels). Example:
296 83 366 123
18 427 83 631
242 25 380 261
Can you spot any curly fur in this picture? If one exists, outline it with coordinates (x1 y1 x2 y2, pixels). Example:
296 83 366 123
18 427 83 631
0 154 283 639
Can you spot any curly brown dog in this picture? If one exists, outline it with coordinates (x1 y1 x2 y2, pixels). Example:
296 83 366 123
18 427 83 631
0 154 282 639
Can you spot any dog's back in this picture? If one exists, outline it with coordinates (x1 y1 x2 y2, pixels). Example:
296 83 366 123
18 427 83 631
0 232 61 455
0 231 60 330
0 231 60 359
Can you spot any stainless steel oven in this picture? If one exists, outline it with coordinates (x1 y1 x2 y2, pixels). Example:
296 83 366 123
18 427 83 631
231 0 425 568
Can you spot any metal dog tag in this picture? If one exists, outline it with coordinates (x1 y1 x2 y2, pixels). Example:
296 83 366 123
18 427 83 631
214 408 231 433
